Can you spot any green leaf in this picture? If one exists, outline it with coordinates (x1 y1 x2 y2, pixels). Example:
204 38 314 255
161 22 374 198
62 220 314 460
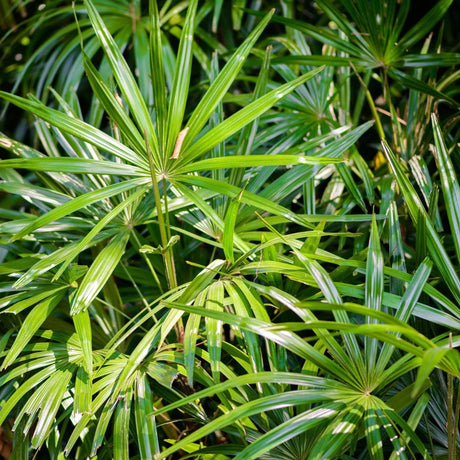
413 347 452 397
181 66 326 163
295 250 364 374
173 182 251 253
54 187 146 280
74 365 92 420
183 9 274 151
229 43 272 188
152 371 349 418
388 201 406 295
31 367 74 449
73 310 92 381
336 162 367 212
248 214 361 376
0 157 143 176
3 287 67 314
205 280 224 381
388 69 458 106
83 0 158 158
165 0 198 158
135 375 159 459
366 216 384 312
0 366 55 426
222 191 243 264
91 383 127 456
386 380 431 412
14 239 103 289
376 258 432 374
225 282 265 379
167 303 345 378
364 409 384 460
175 174 315 230
113 387 133 460
395 258 433 324
364 215 384 378
432 114 460 265
70 232 130 315
397 0 453 50
82 52 147 156
255 11 366 57
156 390 343 459
139 235 180 255
0 91 146 166
149 0 167 152
388 393 431 460
375 410 408 460
184 290 207 387
178 154 343 173
11 178 147 242
1 291 65 369
307 403 364 460
381 140 460 306
108 260 225 408
234 403 342 460
399 53 460 67
272 55 369 67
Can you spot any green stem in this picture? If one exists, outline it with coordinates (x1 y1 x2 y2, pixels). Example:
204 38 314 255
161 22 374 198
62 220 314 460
383 70 404 157
145 133 177 290
162 177 172 241
448 334 455 460
350 62 385 140
131 229 163 294
120 262 155 317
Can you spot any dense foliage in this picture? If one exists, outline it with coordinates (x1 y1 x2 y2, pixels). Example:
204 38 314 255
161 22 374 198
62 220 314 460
1 1 460 458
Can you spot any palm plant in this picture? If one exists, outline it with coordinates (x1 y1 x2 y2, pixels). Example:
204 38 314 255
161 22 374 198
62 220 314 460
1 0 460 459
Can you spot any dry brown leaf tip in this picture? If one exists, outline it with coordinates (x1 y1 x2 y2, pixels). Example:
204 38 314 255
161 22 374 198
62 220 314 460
171 127 189 159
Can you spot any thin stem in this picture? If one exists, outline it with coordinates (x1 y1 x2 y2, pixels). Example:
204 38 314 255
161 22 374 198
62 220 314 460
350 62 385 140
145 132 177 290
120 256 156 317
131 228 164 295
383 69 405 158
448 334 455 460
161 176 184 340
162 177 172 241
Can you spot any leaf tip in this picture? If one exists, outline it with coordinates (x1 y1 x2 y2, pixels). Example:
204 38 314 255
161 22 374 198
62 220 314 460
170 127 189 159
